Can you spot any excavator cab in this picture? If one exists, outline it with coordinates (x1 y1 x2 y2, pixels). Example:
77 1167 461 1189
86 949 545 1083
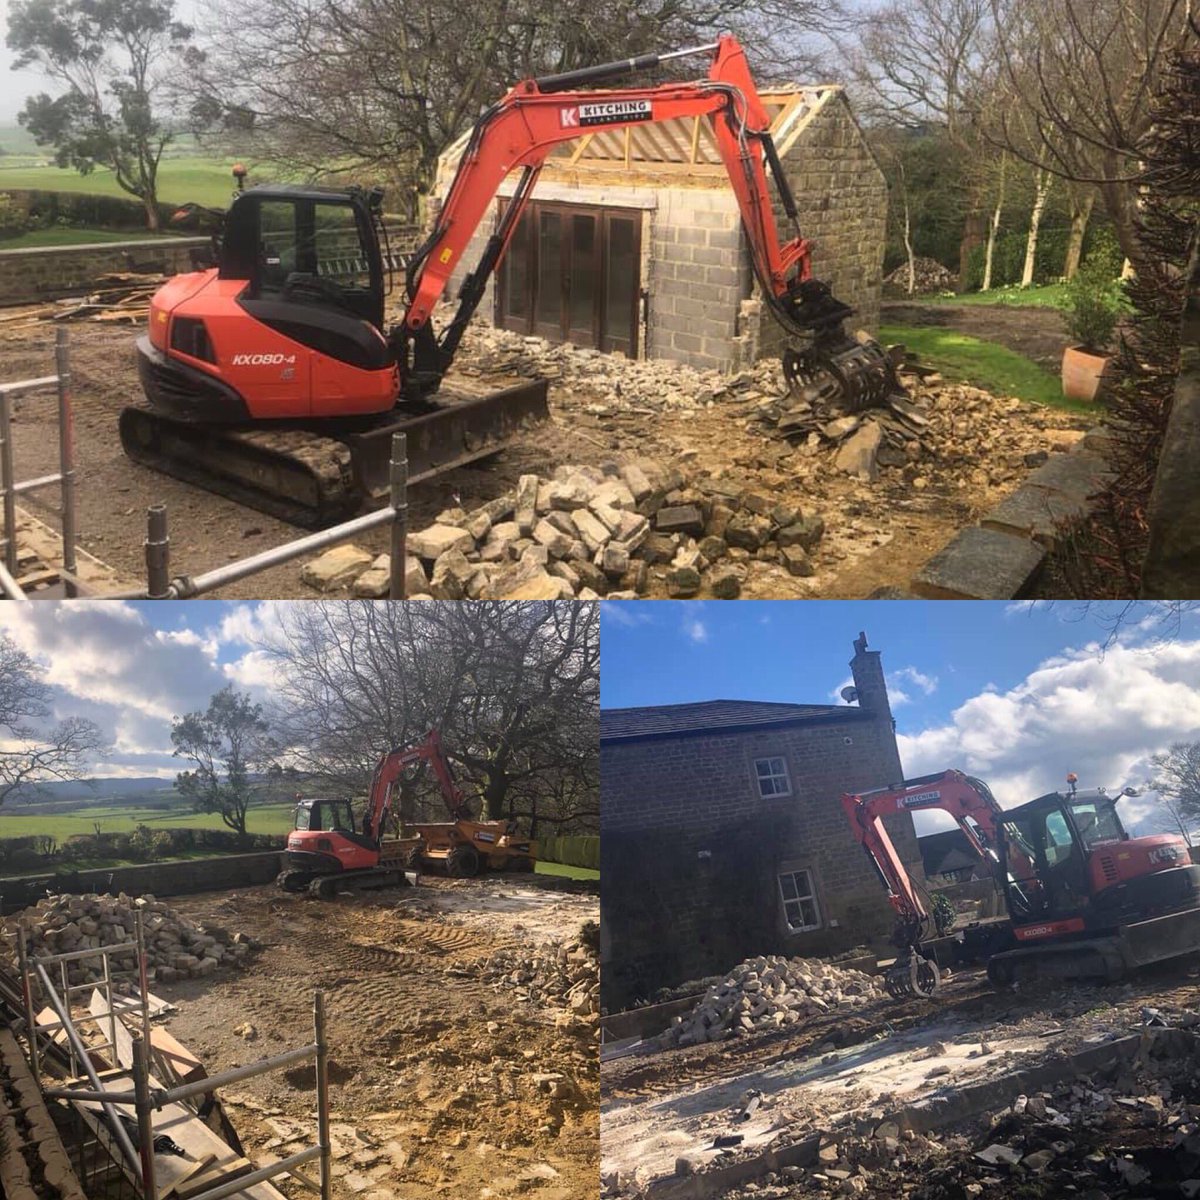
292 797 360 835
219 185 389 332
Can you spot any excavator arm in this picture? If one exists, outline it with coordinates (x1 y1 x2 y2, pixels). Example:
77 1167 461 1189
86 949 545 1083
362 730 471 839
841 771 1006 998
396 35 903 408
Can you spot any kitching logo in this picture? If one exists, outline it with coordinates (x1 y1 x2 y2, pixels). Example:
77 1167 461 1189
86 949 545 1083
231 353 297 366
559 100 652 128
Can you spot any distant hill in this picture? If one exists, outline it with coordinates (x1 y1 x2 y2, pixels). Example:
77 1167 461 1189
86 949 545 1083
3 777 174 807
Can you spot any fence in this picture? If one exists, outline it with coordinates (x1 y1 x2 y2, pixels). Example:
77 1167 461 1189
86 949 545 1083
0 326 78 598
538 834 600 870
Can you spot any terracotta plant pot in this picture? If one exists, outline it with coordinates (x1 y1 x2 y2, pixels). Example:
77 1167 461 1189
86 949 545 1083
1062 345 1110 403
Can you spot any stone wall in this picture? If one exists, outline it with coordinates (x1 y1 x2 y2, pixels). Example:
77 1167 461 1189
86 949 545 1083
1142 303 1200 596
600 641 924 1010
0 851 282 913
755 92 889 361
0 237 210 306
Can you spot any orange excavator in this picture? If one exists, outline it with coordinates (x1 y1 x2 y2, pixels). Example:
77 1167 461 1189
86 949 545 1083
842 770 1200 998
121 35 905 525
278 730 536 897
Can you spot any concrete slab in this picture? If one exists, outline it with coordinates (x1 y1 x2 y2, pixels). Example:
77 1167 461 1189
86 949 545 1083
980 483 1091 545
1022 451 1114 503
912 527 1046 600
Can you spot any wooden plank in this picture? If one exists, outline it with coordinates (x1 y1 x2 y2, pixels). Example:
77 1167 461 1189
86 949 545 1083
174 1157 252 1200
161 1153 216 1200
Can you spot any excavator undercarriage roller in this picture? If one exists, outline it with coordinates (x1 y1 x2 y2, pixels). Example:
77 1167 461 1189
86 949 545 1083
782 332 906 414
884 952 942 1000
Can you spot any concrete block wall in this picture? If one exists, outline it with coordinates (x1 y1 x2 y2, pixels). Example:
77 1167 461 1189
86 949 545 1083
600 706 923 1009
756 94 889 360
647 187 749 373
0 237 209 307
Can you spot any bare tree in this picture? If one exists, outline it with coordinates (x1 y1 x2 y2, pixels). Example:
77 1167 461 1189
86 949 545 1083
843 0 996 284
987 0 1197 270
259 602 599 834
0 633 107 807
186 0 832 219
1150 742 1200 844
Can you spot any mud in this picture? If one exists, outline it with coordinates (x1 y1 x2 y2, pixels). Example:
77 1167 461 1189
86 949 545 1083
156 878 598 1200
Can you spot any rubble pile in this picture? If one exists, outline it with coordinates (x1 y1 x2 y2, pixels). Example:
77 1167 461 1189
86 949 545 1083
883 257 958 295
303 459 830 600
482 931 599 1022
8 893 251 985
664 955 884 1047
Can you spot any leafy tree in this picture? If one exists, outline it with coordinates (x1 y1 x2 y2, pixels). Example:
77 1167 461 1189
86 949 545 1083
171 684 273 838
0 633 107 807
7 0 197 230
1150 741 1200 845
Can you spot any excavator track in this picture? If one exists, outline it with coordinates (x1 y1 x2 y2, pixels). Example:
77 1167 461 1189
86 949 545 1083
120 379 551 529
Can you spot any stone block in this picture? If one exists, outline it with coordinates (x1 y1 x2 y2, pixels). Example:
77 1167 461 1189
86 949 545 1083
913 527 1046 600
533 518 573 559
655 505 704 535
407 524 474 561
514 474 539 535
300 544 374 592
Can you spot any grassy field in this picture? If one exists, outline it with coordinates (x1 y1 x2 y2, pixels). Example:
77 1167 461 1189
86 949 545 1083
0 157 246 209
535 861 600 880
880 322 1086 412
923 284 1069 309
0 801 296 839
0 227 179 247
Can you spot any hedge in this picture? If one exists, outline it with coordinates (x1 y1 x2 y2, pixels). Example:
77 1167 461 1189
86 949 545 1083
0 189 178 238
537 834 599 870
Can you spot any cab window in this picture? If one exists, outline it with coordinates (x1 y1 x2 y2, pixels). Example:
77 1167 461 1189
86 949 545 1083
1042 810 1075 866
1070 801 1123 848
294 804 313 832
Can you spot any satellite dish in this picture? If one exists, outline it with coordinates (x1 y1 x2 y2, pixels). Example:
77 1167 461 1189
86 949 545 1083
840 686 859 704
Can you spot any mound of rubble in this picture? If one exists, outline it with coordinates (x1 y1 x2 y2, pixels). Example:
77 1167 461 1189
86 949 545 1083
482 929 599 1023
883 257 958 295
303 459 829 601
8 893 251 985
665 955 885 1047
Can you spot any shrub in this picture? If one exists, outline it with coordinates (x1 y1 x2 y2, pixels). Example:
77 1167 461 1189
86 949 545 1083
0 194 29 239
931 892 957 937
1062 259 1129 352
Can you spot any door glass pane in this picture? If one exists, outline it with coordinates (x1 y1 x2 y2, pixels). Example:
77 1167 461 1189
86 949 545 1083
568 214 596 339
604 216 637 350
258 200 299 290
313 203 369 286
502 208 531 321
536 211 562 326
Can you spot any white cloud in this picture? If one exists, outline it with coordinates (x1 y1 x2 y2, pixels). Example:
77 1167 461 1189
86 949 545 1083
897 638 1200 835
223 650 280 691
829 666 935 708
893 666 938 696
684 618 709 644
602 603 655 628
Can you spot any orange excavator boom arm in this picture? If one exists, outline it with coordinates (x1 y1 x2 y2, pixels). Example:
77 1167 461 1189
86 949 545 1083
363 730 471 839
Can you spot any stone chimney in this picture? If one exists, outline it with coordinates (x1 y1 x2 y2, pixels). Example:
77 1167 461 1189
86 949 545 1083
849 630 892 723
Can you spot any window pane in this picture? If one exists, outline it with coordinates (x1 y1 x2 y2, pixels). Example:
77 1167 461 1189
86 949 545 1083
313 203 370 286
568 214 596 338
800 899 817 926
536 211 562 326
503 209 531 321
780 874 798 900
258 200 299 289
604 215 637 352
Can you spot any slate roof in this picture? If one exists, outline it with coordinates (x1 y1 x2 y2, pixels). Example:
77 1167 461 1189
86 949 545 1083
600 699 872 743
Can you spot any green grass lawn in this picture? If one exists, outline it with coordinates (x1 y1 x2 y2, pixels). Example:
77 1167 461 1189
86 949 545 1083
0 227 179 248
923 284 1069 310
0 802 297 839
535 860 600 880
879 322 1086 412
0 157 246 209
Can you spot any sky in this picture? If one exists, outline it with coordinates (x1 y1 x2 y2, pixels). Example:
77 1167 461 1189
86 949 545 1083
601 600 1200 837
0 600 288 780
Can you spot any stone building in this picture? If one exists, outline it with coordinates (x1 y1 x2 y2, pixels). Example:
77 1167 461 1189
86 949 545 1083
599 633 925 1011
434 86 887 373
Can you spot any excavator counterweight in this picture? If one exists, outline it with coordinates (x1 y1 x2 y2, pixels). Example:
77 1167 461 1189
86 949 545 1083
124 36 903 524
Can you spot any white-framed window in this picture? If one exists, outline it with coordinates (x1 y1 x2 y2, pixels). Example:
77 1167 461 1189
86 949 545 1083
754 756 791 798
779 868 821 932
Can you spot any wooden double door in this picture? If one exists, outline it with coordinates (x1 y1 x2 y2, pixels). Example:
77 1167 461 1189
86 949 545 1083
496 201 641 356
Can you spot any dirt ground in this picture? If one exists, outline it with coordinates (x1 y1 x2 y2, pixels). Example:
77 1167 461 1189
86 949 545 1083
150 876 598 1200
881 301 1069 372
0 304 1087 600
601 958 1200 1196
